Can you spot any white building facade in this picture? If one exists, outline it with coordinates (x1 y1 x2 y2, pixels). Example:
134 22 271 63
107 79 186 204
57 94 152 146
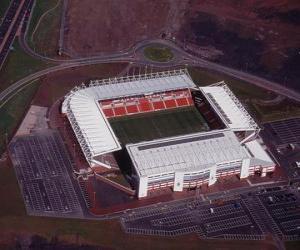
126 130 275 198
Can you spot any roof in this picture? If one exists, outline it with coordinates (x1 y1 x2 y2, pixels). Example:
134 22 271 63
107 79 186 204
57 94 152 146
200 83 258 131
86 69 195 100
244 140 274 166
61 69 195 166
126 129 248 177
65 93 121 162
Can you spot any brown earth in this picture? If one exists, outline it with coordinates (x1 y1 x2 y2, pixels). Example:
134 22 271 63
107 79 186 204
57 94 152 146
180 0 300 63
63 0 300 90
178 0 300 90
64 0 188 56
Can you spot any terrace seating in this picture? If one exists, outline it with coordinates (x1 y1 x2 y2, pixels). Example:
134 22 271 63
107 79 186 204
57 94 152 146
152 100 165 110
99 89 194 118
114 106 127 116
139 98 153 112
126 104 139 114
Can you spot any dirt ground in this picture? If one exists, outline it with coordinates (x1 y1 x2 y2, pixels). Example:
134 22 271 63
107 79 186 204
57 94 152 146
178 0 300 90
64 0 188 56
181 0 300 61
63 0 299 90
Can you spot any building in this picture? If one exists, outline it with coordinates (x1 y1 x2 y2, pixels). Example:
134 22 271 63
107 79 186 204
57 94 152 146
61 69 276 198
61 69 195 168
127 129 275 198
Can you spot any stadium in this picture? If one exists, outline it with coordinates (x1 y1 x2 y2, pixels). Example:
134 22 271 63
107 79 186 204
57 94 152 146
61 69 275 198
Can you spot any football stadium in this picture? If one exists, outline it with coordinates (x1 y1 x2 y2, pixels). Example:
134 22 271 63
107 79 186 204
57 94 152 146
61 69 275 198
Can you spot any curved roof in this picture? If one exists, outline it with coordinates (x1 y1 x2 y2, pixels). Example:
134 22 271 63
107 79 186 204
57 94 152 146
61 69 196 166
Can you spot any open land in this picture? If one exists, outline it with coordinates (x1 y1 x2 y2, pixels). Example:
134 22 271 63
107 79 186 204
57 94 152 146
0 40 52 92
26 0 63 57
62 0 300 90
0 80 40 154
64 0 187 56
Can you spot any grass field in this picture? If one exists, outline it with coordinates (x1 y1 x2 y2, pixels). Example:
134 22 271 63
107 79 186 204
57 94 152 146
188 67 300 123
0 40 52 92
0 81 40 155
0 0 11 19
144 46 174 62
110 106 209 145
27 0 62 57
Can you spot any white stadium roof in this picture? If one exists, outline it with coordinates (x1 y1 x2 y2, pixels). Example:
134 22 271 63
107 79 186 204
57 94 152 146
200 83 258 131
61 69 196 166
126 129 248 177
127 129 274 177
244 140 274 166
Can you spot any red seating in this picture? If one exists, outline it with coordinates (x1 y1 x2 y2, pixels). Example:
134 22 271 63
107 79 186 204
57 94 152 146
100 89 194 119
101 99 113 105
126 105 139 114
139 98 153 112
176 98 189 106
152 101 165 110
114 106 127 116
102 108 114 118
164 99 177 108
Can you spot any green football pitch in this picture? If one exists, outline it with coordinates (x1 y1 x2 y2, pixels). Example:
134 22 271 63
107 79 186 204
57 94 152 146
109 106 210 145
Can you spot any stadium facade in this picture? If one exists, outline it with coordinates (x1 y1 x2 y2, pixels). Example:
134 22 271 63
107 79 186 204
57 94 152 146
62 69 275 198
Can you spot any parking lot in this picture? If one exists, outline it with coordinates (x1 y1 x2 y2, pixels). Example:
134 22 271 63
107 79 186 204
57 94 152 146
266 118 300 145
122 196 262 238
9 129 83 217
259 189 300 236
261 118 300 180
121 186 300 240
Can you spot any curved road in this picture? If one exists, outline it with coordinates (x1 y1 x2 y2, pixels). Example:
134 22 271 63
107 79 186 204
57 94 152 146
1 0 300 107
19 34 300 103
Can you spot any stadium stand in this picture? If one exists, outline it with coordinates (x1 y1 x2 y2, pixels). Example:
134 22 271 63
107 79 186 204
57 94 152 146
61 69 275 198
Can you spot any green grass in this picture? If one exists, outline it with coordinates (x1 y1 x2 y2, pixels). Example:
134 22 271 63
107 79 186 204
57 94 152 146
27 0 62 57
188 67 300 123
144 46 174 62
0 0 11 19
110 106 209 145
0 40 52 92
0 81 40 155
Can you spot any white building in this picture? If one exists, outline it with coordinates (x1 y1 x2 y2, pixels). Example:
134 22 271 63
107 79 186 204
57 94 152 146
61 69 195 167
61 69 276 198
127 129 275 198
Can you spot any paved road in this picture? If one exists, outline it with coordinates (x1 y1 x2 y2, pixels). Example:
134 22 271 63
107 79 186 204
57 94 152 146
89 180 289 220
0 0 32 69
12 0 299 104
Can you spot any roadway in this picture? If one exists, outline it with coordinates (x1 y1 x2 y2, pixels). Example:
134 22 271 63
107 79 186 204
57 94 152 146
11 0 299 105
0 0 32 69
